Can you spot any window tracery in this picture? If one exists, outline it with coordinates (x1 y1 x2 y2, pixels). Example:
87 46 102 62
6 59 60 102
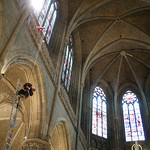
122 90 145 142
92 86 107 138
34 0 57 43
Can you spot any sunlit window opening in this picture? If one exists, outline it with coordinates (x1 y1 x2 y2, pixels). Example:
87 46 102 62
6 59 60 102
92 86 107 138
33 0 57 44
122 90 145 142
31 0 44 11
61 35 73 91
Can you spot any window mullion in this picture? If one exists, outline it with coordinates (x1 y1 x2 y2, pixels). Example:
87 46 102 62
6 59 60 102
134 102 139 141
97 97 98 135
122 90 145 142
45 5 55 37
127 103 131 141
41 0 52 27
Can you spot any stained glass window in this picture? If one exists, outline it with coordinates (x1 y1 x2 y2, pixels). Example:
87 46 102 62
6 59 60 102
92 86 107 138
33 0 57 44
61 35 73 91
122 90 145 142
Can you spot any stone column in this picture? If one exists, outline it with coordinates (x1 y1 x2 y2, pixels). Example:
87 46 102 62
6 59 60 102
75 81 85 150
113 117 122 150
21 138 50 150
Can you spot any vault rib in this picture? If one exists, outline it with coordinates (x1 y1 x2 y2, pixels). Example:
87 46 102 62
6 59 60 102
125 55 148 114
125 55 141 89
73 16 115 30
11 122 25 146
89 51 120 71
83 38 150 79
126 53 150 69
95 54 120 85
126 49 150 53
2 76 16 93
83 20 116 76
67 0 87 36
121 19 150 39
114 55 123 116
120 6 150 18
70 0 112 33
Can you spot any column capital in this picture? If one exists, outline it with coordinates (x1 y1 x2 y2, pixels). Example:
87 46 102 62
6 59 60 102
64 36 69 44
80 81 85 88
21 138 50 150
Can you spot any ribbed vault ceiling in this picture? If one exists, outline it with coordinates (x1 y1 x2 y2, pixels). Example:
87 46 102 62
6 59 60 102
68 0 150 92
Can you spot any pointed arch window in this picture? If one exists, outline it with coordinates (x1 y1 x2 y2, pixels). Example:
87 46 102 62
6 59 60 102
34 0 58 43
92 86 107 138
61 35 73 91
122 90 145 142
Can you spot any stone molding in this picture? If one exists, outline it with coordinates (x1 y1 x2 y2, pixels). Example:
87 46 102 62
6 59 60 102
14 0 27 14
58 85 77 129
14 0 57 86
80 81 85 88
64 36 69 44
25 15 57 85
21 138 50 150
79 127 87 150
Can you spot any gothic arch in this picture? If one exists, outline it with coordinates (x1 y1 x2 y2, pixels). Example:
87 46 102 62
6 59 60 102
0 54 47 148
118 82 148 115
50 118 71 150
117 83 147 147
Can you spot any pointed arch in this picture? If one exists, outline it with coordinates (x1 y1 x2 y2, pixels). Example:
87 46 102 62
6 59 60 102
122 90 145 142
50 118 71 150
92 86 107 138
1 54 47 138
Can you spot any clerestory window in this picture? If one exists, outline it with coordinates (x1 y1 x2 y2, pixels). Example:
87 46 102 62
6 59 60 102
61 35 73 91
34 0 58 44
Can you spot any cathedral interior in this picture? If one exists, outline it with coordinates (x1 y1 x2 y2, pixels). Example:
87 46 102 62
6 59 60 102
0 0 150 149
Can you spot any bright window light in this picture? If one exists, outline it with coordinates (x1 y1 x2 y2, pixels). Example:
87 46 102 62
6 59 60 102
31 0 44 11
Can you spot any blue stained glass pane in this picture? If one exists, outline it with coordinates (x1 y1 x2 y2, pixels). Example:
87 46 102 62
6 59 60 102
92 86 107 138
61 35 73 91
122 90 145 142
65 50 71 87
67 56 73 91
62 46 69 80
